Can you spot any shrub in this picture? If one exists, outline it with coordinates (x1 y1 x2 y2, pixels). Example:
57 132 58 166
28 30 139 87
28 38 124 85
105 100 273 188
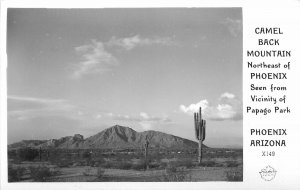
82 151 92 159
131 160 146 171
50 167 61 175
17 148 39 161
225 161 239 167
176 159 195 169
93 157 106 165
83 167 92 176
131 163 145 170
91 161 100 167
225 171 243 181
101 161 113 168
199 160 222 167
8 150 17 159
96 167 105 178
115 161 132 170
148 162 160 169
115 156 123 162
89 160 96 167
8 166 26 182
163 173 187 182
163 163 191 182
57 160 72 168
29 166 57 182
165 162 177 173
158 162 168 169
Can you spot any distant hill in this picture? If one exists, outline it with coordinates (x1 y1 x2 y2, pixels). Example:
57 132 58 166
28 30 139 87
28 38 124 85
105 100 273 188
8 125 207 149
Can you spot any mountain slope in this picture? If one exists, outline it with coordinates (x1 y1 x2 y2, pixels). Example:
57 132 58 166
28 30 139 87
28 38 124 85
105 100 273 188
8 125 206 149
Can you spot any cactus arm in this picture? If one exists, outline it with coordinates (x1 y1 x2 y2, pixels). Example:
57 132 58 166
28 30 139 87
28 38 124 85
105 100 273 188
194 113 199 140
202 120 206 141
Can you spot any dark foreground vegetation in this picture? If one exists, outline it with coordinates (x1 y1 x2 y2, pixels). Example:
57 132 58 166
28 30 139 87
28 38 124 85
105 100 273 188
8 147 243 182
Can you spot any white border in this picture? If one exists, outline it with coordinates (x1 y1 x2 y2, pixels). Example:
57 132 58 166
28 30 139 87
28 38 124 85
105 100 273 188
1 0 300 189
0 1 243 189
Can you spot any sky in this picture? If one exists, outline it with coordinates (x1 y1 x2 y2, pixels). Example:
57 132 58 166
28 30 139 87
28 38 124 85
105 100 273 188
7 8 243 148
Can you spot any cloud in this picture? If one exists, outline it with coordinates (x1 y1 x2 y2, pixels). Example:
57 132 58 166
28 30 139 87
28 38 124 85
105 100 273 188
95 114 102 119
139 122 153 131
106 112 171 130
8 95 78 120
8 95 65 104
136 112 171 130
8 95 69 112
72 35 175 78
140 112 150 119
222 18 242 37
220 92 235 99
106 35 175 50
107 112 171 123
179 100 209 114
72 39 119 78
179 93 242 121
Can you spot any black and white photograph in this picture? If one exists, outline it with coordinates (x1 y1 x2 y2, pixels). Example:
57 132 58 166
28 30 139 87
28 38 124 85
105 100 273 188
6 8 243 182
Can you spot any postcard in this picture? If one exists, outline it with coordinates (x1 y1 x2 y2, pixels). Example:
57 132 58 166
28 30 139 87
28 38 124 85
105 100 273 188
1 0 299 189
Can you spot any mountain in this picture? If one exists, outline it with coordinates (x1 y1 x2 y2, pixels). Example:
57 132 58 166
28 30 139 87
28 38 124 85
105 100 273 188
8 140 47 149
8 125 207 149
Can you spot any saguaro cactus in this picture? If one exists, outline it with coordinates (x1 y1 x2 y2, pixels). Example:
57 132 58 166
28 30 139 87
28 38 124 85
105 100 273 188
144 136 149 170
194 107 206 164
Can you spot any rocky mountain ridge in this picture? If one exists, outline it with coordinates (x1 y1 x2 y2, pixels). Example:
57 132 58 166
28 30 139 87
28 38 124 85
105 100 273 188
8 125 206 149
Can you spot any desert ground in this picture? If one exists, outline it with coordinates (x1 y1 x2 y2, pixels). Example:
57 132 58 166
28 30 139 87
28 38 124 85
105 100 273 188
8 148 242 182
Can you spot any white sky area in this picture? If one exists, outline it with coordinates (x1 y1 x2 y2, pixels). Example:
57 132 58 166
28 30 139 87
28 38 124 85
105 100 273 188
7 8 242 148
